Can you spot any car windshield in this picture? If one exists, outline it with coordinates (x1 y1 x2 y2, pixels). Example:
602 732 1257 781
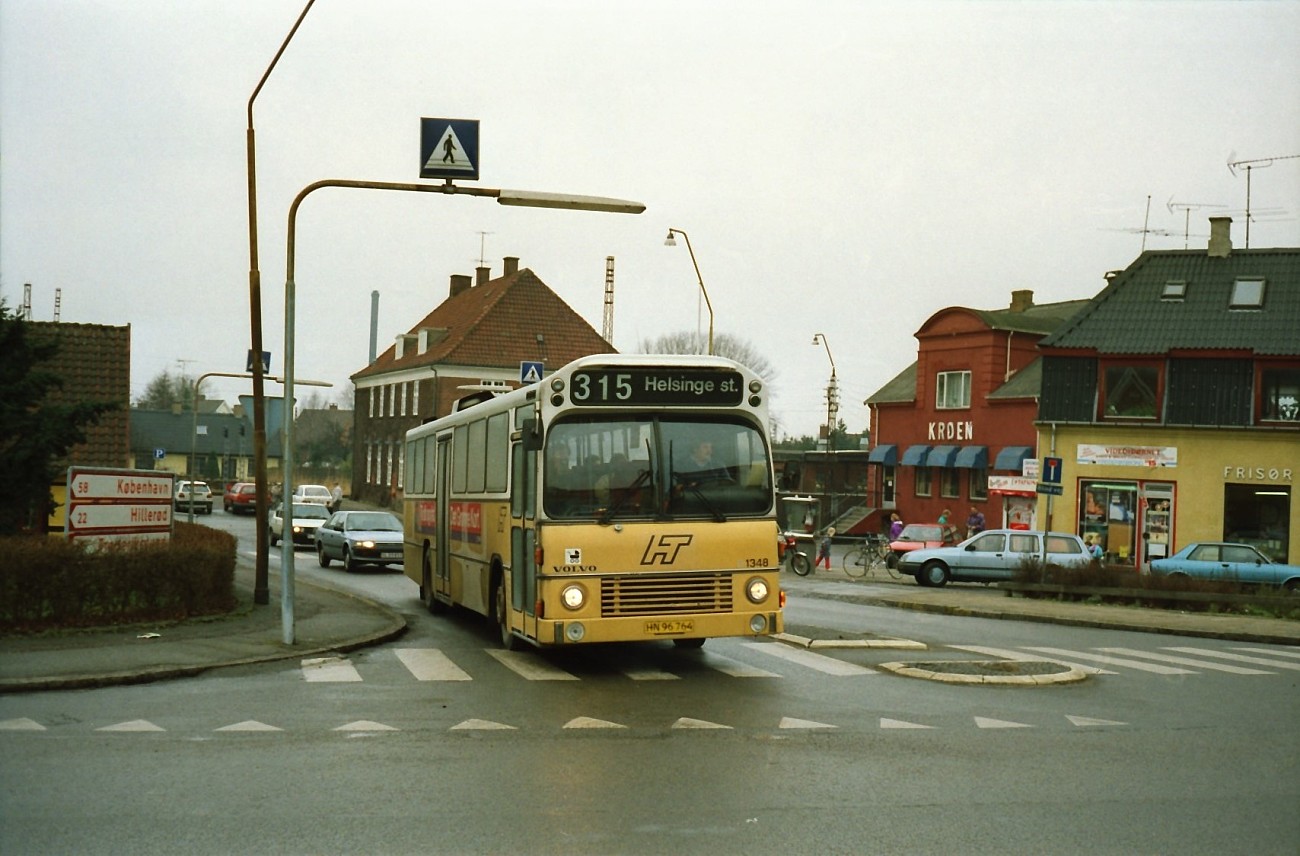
294 504 331 520
897 524 943 541
344 512 401 532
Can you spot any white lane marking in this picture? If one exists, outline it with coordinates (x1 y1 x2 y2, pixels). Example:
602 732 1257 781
486 650 579 680
741 642 876 675
700 653 782 678
673 717 731 729
451 719 515 731
1100 648 1272 675
1066 715 1127 727
1234 647 1300 660
880 718 933 730
1166 647 1300 671
975 717 1031 729
395 648 473 681
950 645 1114 675
779 717 836 730
1025 647 1195 675
0 718 46 731
565 717 627 729
215 720 282 732
301 656 362 682
97 720 165 732
335 720 397 732
622 666 680 681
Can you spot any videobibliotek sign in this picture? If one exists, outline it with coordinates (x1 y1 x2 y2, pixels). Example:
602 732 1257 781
66 467 175 545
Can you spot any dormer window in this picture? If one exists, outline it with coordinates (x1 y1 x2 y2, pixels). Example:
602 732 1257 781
1230 278 1265 308
1161 280 1187 301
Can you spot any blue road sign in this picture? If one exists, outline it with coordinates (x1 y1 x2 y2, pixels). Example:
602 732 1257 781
420 118 480 181
520 361 544 384
154 448 166 460
246 349 271 374
1042 456 1063 484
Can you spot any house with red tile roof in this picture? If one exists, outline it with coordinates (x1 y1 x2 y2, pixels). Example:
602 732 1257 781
27 321 131 469
349 257 614 505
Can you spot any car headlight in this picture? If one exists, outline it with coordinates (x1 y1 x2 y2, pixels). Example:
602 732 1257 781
746 577 770 604
560 584 586 611
357 540 376 549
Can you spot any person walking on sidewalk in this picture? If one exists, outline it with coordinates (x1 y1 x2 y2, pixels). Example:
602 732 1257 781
816 526 835 570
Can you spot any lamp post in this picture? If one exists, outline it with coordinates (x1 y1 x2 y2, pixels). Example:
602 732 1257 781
811 333 839 449
280 178 644 644
663 228 714 355
247 0 317 606
190 371 331 525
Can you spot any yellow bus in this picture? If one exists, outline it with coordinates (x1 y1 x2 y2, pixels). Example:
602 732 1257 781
402 354 785 649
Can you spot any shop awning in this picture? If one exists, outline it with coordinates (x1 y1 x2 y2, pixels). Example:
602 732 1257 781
993 445 1034 471
954 445 988 469
900 444 931 466
867 444 898 465
926 445 959 468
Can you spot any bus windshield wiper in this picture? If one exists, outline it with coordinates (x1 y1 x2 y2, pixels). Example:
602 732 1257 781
598 468 654 526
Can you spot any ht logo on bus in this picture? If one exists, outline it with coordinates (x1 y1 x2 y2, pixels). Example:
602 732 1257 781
641 534 693 566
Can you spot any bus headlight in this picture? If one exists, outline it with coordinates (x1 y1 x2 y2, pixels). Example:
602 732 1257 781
564 622 586 642
560 584 587 611
745 577 770 604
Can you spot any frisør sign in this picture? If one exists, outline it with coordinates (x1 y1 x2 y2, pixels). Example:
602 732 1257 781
66 467 174 544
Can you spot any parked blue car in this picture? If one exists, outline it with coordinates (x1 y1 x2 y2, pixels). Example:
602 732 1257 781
1150 542 1300 592
897 529 1091 587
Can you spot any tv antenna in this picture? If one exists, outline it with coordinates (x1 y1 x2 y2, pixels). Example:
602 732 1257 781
1227 152 1300 248
1103 195 1176 252
1165 197 1224 249
473 230 494 267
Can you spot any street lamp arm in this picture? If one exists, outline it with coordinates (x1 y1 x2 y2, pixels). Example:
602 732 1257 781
665 227 715 356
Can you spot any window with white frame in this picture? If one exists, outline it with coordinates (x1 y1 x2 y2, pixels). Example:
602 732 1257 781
377 385 384 417
388 384 396 417
935 371 972 410
1261 368 1300 422
412 381 420 417
368 387 375 418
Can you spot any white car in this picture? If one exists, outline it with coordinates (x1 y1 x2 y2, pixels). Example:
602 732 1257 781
292 484 334 509
269 502 333 547
174 480 213 514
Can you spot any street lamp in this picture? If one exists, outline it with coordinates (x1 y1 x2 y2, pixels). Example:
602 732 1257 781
811 333 839 448
663 228 714 355
280 177 644 644
247 0 317 606
190 371 331 525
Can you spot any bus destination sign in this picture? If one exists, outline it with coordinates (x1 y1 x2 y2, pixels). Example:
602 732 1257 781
571 368 744 407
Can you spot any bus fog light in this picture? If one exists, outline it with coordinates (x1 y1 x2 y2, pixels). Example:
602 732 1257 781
746 577 770 604
564 622 586 642
560 584 586 610
749 614 768 633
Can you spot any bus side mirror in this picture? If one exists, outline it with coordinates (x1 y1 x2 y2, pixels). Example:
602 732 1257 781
521 421 542 452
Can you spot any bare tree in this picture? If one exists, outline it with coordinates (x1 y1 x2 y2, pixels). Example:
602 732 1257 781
639 331 777 385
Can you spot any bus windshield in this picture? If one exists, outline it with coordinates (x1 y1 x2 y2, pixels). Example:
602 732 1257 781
543 415 772 521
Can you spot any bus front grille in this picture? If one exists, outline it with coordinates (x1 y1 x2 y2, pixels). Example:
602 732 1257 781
601 573 733 616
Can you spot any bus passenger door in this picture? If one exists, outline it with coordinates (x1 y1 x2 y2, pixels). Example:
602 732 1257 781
435 436 451 591
510 441 539 639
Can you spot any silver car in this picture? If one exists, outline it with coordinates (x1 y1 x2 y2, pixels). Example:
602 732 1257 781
313 510 404 572
898 529 1092 587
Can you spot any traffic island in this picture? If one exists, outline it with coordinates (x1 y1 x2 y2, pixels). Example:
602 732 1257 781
877 659 1088 685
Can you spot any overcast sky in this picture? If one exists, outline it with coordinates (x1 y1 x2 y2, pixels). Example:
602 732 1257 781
3 0 1298 439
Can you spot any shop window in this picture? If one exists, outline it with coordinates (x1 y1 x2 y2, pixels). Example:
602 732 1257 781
914 467 932 498
1080 481 1137 564
968 468 988 500
1260 368 1300 423
940 468 960 499
1103 365 1160 420
1223 483 1290 563
935 371 971 410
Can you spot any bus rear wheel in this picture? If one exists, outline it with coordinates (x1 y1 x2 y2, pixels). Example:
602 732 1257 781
421 550 446 615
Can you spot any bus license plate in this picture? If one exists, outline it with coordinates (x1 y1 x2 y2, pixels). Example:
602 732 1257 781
645 619 694 635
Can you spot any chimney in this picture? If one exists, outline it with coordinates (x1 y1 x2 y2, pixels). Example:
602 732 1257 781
449 274 472 298
1208 216 1232 258
1009 289 1034 313
476 265 491 286
503 256 520 276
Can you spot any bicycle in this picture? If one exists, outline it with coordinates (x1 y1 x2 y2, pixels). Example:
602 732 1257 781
782 534 813 576
842 533 900 579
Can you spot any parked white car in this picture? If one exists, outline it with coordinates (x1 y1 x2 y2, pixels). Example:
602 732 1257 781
898 529 1092 587
292 484 334 509
174 480 213 515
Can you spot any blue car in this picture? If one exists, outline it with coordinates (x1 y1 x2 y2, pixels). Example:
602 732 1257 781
1150 542 1300 592
897 529 1091 587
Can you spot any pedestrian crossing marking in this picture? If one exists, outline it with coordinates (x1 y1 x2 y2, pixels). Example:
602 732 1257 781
1185 648 1300 670
395 648 473 681
97 719 164 732
975 717 1031 729
1100 647 1272 675
949 645 1115 675
1234 647 1300 660
779 717 836 730
302 655 362 682
451 719 515 731
486 650 580 680
215 720 282 732
1024 647 1195 675
881 718 933 729
742 641 876 675
623 666 681 681
335 720 397 732
700 652 782 678
565 717 627 729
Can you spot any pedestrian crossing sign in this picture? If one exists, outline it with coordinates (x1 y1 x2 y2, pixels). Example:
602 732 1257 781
520 361 544 384
420 118 480 180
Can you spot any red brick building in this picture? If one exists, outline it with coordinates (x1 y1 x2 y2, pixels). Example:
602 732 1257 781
28 321 131 468
864 290 1087 534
